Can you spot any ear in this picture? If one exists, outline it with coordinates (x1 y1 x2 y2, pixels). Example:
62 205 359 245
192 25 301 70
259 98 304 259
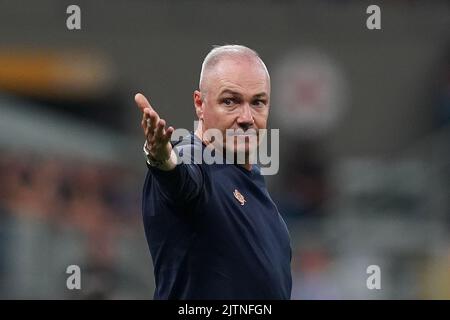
193 90 204 120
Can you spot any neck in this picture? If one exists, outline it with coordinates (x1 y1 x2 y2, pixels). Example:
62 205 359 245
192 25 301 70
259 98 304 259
195 121 253 171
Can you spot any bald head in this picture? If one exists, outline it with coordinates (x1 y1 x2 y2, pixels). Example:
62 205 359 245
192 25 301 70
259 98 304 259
193 45 271 155
199 45 270 93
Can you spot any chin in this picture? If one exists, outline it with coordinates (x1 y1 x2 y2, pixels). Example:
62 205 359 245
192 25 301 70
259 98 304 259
230 142 257 162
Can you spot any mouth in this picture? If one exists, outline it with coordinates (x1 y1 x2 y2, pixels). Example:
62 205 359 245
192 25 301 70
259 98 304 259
226 130 257 137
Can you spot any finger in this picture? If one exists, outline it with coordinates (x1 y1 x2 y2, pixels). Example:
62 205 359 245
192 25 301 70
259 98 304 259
142 111 153 136
155 119 166 141
142 108 154 126
142 114 153 136
145 111 160 141
143 108 152 118
144 122 152 138
163 126 174 143
148 110 160 130
134 93 154 113
141 110 149 129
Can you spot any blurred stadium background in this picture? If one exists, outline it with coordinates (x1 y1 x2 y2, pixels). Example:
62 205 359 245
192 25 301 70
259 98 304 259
0 0 449 299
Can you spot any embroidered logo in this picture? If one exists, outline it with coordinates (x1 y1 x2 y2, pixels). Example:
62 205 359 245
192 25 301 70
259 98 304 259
233 189 246 206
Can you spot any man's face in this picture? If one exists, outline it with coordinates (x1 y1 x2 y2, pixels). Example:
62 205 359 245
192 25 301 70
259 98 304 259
195 58 270 157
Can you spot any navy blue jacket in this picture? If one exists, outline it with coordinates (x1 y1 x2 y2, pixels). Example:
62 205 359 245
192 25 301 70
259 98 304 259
142 133 292 299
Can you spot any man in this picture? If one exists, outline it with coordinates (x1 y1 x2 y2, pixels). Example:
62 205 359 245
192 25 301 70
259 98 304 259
135 45 292 299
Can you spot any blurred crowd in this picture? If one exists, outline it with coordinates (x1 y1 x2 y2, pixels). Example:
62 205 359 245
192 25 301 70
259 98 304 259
0 151 141 222
0 152 143 298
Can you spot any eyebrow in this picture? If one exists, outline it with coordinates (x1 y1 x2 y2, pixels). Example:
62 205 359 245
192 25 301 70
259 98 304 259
219 89 268 99
253 93 268 99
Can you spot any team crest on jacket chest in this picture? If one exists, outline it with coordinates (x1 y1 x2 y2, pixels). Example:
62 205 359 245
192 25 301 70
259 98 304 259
233 189 246 206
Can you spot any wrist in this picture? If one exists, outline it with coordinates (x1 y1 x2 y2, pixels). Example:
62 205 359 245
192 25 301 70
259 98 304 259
143 141 176 170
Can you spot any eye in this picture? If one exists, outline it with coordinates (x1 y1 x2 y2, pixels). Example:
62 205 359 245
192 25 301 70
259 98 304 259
252 100 266 107
222 98 236 106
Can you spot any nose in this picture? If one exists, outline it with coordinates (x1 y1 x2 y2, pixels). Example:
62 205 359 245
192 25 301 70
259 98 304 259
237 103 255 130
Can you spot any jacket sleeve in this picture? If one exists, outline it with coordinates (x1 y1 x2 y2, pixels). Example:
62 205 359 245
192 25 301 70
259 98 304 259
145 142 204 203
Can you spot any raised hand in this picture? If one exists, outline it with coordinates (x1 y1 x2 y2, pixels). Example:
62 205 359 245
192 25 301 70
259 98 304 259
135 93 176 169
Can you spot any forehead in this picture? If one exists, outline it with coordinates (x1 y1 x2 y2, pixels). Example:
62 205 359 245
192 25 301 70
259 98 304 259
206 58 270 95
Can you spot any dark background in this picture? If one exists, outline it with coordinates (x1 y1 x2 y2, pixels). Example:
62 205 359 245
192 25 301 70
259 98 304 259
0 0 449 299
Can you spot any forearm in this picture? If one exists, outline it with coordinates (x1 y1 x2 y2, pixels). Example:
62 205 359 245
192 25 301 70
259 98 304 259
148 161 204 202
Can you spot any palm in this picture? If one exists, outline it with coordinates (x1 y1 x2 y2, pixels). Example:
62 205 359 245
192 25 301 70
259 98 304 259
135 93 174 162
